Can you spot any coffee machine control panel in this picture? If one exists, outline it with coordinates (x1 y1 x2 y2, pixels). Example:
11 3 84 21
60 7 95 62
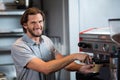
79 32 118 55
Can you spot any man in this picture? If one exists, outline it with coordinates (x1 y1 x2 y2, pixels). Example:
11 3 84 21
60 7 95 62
11 7 94 80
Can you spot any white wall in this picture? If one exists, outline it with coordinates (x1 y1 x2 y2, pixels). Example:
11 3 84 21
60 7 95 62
79 0 120 31
68 0 80 80
68 0 120 80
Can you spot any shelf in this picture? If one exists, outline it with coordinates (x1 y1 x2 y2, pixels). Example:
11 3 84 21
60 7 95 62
0 28 24 37
0 63 14 66
0 33 24 37
0 46 11 51
0 10 25 15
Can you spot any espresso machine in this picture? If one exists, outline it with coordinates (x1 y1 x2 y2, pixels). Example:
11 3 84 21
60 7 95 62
76 25 120 80
76 19 120 80
76 27 111 80
109 18 120 80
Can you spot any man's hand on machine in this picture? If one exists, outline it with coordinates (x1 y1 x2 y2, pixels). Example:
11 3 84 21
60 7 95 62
74 53 92 64
78 64 94 74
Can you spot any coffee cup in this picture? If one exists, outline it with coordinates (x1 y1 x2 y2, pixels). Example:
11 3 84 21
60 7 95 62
93 63 102 73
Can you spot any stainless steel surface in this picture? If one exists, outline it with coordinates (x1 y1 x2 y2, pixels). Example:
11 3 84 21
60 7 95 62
79 27 118 54
109 19 120 46
110 57 118 80
109 47 120 80
109 19 120 80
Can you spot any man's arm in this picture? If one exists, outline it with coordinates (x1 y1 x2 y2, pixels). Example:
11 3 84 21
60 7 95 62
55 53 83 71
56 53 94 74
26 53 89 75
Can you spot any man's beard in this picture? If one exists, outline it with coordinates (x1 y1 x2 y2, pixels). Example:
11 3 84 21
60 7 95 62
27 28 42 37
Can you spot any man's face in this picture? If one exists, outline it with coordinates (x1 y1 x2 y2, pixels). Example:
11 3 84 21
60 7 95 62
24 13 44 37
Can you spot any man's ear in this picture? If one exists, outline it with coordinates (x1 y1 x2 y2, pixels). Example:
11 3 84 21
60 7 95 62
23 23 27 29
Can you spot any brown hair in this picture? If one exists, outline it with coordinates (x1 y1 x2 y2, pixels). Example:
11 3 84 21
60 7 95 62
20 7 45 33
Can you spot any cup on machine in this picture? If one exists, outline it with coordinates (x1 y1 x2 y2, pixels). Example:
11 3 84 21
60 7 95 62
92 54 105 73
92 62 103 73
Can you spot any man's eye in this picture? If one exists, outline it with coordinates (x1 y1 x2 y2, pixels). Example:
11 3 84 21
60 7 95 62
31 22 35 24
39 20 43 23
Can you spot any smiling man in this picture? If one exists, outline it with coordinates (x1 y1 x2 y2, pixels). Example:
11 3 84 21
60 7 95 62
11 7 94 80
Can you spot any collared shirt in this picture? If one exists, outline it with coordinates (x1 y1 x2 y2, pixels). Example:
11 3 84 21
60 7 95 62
11 34 59 80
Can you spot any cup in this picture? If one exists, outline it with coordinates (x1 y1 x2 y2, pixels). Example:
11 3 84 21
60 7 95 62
93 63 102 73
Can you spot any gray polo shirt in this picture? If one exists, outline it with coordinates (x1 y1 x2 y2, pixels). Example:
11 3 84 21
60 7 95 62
11 34 59 80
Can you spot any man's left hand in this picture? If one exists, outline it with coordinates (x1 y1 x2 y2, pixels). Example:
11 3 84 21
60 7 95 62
78 64 94 74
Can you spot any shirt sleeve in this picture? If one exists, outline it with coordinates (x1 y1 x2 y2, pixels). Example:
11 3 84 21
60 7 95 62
11 41 36 67
41 35 60 55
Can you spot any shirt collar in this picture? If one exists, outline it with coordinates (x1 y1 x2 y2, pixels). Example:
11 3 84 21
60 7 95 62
22 34 44 45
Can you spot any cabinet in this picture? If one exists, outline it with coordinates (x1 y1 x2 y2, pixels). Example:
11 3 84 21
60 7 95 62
0 0 43 79
0 2 42 80
0 11 23 72
0 0 42 51
0 10 24 15
0 12 23 51
0 6 25 80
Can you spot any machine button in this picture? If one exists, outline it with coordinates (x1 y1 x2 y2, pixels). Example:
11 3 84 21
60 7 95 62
94 44 98 49
78 42 91 48
103 44 109 52
112 46 117 53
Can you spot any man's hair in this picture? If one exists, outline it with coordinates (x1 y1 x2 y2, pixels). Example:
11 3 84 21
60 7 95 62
20 7 45 33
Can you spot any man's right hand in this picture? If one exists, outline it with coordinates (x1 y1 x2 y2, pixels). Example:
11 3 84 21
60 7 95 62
73 53 92 63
